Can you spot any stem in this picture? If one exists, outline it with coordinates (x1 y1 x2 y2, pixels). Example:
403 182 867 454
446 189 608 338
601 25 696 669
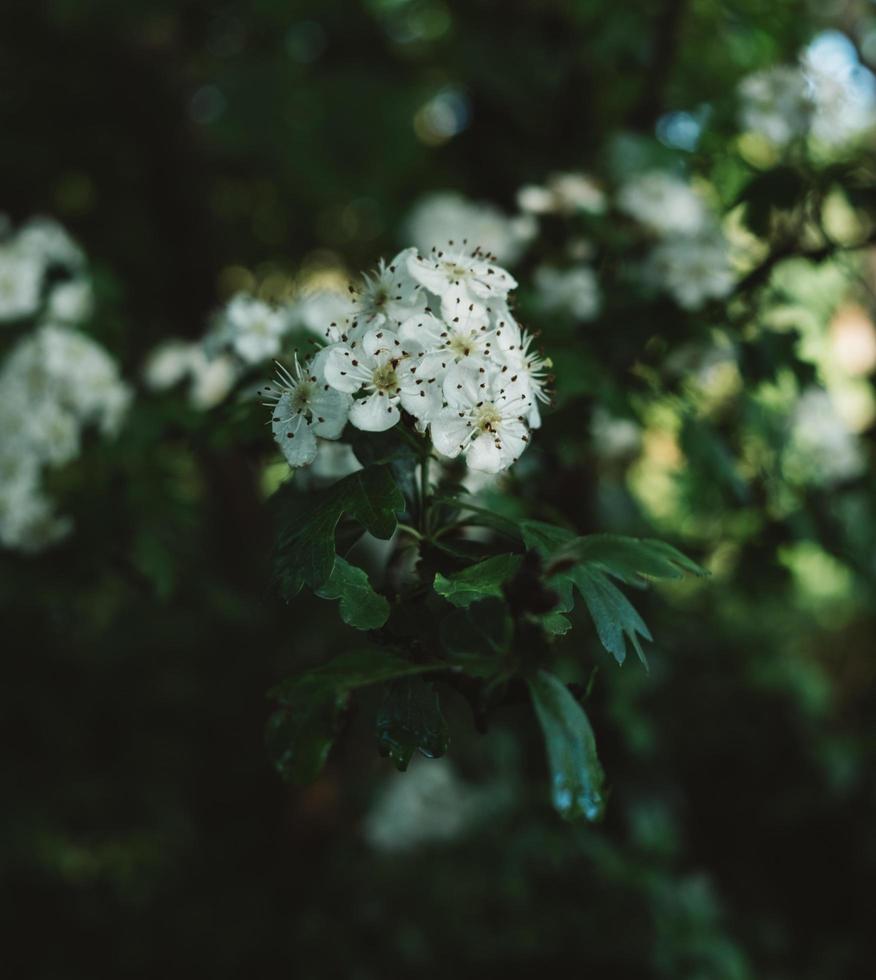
419 453 431 535
396 523 424 541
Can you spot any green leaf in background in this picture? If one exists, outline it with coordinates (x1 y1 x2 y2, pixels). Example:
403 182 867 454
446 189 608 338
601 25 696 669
274 465 404 597
433 553 522 607
376 676 449 771
267 649 439 784
315 557 390 630
528 670 605 823
541 612 572 636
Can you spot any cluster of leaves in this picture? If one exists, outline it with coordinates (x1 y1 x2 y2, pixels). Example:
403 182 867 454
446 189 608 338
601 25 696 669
267 432 705 821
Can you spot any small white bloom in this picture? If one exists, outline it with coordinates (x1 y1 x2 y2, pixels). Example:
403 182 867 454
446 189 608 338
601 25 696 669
431 364 532 473
518 172 606 216
492 306 552 428
0 244 43 322
262 351 352 466
787 387 865 485
144 340 198 391
222 294 287 364
324 329 436 431
618 171 709 237
407 242 517 318
188 350 238 410
646 229 735 310
291 288 358 340
738 65 812 148
349 247 425 327
405 192 535 265
533 264 601 322
399 305 493 389
16 216 85 272
47 278 94 323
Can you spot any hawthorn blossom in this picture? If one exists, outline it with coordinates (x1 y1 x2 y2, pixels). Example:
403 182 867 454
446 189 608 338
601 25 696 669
491 306 552 428
261 351 352 466
323 329 437 431
222 294 288 364
431 364 532 473
617 172 709 237
0 244 43 322
407 242 517 318
349 247 425 327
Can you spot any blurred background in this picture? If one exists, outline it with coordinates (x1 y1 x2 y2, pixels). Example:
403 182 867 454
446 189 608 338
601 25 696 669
2 1 876 977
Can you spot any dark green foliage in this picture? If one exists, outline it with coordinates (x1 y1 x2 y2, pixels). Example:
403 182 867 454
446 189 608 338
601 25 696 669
376 677 449 771
315 557 390 630
433 553 522 607
274 464 404 596
528 670 605 822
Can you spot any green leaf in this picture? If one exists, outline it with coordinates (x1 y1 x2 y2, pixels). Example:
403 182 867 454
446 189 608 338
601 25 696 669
376 676 449 771
433 553 522 607
569 565 651 666
528 670 605 823
267 649 439 784
521 521 704 665
551 533 708 585
315 557 390 630
349 428 419 504
541 612 572 636
274 465 404 597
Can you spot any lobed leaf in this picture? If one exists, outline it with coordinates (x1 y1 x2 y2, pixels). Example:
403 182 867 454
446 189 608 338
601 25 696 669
274 465 404 597
433 553 522 608
267 649 440 784
315 557 390 630
376 676 449 771
528 670 605 822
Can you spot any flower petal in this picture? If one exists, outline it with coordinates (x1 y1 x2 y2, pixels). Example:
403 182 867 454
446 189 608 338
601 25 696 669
350 391 399 432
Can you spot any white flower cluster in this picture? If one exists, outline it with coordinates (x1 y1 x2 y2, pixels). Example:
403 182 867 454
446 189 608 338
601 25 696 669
0 215 127 552
0 216 91 324
739 37 876 151
618 171 735 311
262 245 551 473
0 324 131 552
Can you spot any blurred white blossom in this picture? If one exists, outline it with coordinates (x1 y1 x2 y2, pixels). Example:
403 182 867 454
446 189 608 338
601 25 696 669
738 66 813 147
786 387 866 486
405 192 535 266
518 172 607 216
618 171 709 237
0 323 131 552
645 228 735 311
533 264 601 321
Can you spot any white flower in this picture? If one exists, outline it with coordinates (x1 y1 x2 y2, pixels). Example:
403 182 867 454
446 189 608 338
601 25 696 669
533 264 601 322
646 229 735 310
291 288 358 340
47 278 93 323
405 192 535 265
188 350 238 410
324 329 436 431
398 305 494 389
518 172 607 216
431 363 532 473
492 306 552 428
407 242 517 319
787 387 865 485
618 172 709 237
349 247 425 327
144 340 198 390
262 351 352 466
0 244 43 322
16 217 85 272
222 294 287 364
738 65 812 147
